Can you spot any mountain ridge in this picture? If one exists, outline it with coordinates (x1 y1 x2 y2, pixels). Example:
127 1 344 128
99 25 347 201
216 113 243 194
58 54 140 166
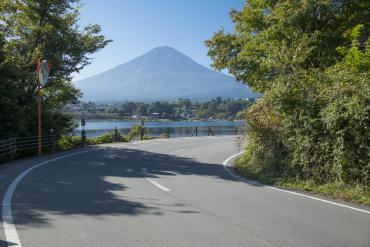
74 46 256 102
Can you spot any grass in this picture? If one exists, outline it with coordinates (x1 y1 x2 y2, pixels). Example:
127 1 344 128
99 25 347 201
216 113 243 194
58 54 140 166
235 157 370 207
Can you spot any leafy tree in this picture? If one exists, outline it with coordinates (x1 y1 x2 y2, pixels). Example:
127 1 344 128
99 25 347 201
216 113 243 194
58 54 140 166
134 103 149 116
121 101 138 115
206 0 370 93
206 1 370 186
0 0 111 138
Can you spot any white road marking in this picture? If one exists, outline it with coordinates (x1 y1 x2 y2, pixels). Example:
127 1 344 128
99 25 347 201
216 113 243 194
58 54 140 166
223 152 370 215
142 168 170 192
2 149 96 247
169 148 185 154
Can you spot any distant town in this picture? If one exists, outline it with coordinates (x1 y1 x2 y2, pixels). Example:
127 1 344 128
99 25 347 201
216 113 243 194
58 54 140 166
64 97 256 121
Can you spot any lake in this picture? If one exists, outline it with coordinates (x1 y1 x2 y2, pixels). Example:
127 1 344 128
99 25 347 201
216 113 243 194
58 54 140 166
75 120 246 138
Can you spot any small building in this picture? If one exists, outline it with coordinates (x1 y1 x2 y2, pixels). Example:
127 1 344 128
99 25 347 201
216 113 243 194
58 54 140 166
151 113 160 119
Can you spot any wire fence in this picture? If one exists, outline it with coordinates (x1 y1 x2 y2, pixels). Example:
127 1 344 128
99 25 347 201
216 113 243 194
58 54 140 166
0 135 56 163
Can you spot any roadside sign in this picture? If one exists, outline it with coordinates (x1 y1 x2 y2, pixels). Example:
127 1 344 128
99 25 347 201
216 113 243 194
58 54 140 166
37 59 52 86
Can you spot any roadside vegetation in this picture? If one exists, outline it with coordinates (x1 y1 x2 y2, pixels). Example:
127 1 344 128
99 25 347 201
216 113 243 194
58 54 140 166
207 1 370 205
0 0 111 140
56 125 161 151
235 156 370 206
64 97 255 121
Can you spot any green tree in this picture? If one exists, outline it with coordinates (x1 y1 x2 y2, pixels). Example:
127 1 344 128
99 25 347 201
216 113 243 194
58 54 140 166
206 0 370 93
206 1 370 186
0 0 111 138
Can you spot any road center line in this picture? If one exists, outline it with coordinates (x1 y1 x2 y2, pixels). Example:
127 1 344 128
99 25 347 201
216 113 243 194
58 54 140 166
169 148 185 154
2 149 96 247
142 168 170 192
223 152 370 215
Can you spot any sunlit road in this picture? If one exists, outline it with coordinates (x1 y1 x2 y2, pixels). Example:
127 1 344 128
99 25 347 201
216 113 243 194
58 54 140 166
1 136 369 247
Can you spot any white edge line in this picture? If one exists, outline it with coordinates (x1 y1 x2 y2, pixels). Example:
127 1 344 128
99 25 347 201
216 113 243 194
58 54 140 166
142 168 170 192
2 149 96 247
223 152 370 215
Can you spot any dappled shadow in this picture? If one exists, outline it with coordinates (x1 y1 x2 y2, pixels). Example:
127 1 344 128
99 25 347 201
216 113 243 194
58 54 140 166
9 144 256 228
0 240 17 247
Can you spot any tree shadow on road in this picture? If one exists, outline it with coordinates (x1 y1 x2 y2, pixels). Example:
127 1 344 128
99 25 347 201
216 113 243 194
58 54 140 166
0 240 17 247
9 145 259 228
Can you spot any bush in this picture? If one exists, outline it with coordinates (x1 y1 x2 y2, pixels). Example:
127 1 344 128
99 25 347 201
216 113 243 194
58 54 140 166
240 65 370 188
55 125 177 154
127 125 143 141
56 136 82 150
243 94 289 178
90 131 126 144
57 131 127 150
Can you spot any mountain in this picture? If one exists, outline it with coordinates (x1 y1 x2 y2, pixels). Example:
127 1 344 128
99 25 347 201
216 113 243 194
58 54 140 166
74 46 256 102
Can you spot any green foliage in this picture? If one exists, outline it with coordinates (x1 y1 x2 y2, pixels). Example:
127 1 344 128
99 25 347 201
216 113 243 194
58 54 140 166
127 125 143 141
56 131 127 150
0 0 111 139
92 131 126 144
206 1 370 93
56 135 81 150
235 157 370 206
207 1 370 191
240 95 288 177
56 123 172 151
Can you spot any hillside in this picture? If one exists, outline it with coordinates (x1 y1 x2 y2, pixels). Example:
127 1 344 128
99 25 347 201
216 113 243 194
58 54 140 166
74 46 256 102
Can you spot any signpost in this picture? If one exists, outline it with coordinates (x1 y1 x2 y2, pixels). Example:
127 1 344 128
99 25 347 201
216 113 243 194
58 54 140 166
36 59 51 156
81 118 86 147
140 119 144 140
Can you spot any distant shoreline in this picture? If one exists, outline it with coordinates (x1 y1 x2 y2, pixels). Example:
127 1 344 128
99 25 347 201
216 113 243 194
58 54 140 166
74 118 246 122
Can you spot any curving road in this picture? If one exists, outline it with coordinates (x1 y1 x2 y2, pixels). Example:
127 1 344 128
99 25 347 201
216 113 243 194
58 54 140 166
1 136 369 247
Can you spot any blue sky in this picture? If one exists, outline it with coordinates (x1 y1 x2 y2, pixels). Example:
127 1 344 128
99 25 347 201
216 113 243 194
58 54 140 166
73 0 244 81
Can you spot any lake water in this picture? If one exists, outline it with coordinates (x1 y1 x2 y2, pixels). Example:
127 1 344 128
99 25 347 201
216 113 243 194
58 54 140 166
75 120 246 138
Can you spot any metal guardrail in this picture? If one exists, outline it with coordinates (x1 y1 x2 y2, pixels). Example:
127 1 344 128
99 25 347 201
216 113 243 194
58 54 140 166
191 125 243 137
0 135 55 162
74 125 245 138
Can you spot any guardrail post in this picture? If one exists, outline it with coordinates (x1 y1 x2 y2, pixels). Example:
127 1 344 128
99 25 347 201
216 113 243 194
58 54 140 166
191 126 198 137
140 119 144 140
49 129 54 152
51 134 55 152
208 127 214 136
47 134 55 153
81 129 86 147
8 137 16 163
114 126 118 142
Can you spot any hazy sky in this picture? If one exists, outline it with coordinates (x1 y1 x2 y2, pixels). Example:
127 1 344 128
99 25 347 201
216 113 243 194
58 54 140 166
73 0 244 81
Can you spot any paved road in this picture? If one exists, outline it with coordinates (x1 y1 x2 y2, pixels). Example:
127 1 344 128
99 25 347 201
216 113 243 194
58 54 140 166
1 136 369 247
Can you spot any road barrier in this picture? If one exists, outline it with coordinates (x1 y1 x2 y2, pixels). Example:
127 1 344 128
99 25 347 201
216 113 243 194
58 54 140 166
191 126 243 137
0 135 55 163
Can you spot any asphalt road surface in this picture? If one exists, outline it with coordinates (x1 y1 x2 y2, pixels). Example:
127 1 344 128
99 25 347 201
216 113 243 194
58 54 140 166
1 136 369 247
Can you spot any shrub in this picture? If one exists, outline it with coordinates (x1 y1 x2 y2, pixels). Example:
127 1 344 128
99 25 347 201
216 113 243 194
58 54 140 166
243 93 290 178
127 125 143 141
241 66 369 187
56 136 81 150
57 130 127 150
